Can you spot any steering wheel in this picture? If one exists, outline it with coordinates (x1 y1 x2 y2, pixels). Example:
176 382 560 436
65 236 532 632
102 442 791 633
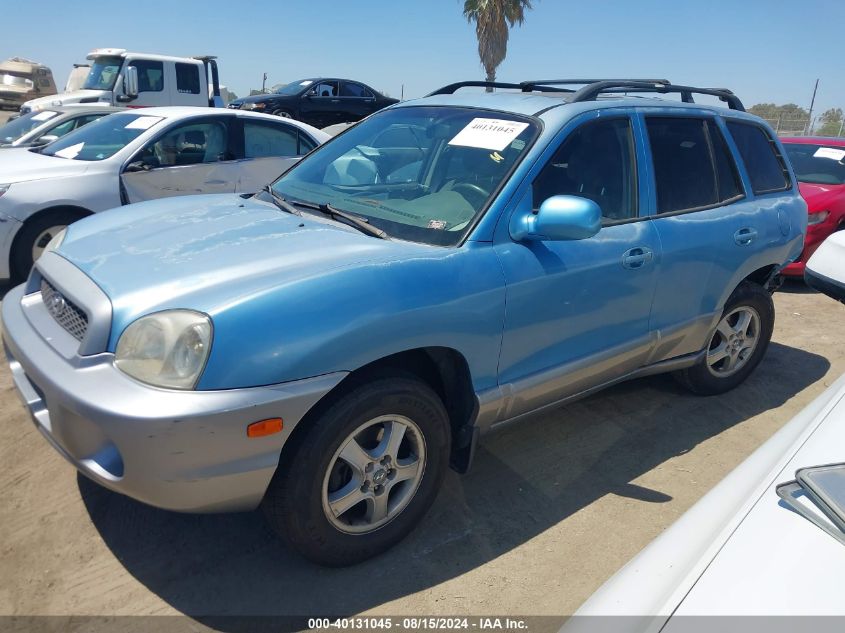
451 182 490 207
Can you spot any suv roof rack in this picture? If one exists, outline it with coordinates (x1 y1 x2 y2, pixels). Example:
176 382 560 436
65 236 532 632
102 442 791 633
428 81 563 95
427 79 745 111
570 80 745 111
428 79 669 96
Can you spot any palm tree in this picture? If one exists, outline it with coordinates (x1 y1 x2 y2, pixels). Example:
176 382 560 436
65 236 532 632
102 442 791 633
463 0 534 90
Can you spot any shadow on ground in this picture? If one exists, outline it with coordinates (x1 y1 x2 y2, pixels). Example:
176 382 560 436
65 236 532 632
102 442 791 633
78 341 829 629
778 278 817 296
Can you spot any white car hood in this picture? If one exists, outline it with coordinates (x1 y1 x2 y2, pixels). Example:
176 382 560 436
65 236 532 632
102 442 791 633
573 373 845 628
671 380 845 617
0 148 89 183
24 89 107 110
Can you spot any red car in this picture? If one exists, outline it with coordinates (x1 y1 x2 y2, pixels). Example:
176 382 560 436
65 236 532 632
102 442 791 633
780 137 845 277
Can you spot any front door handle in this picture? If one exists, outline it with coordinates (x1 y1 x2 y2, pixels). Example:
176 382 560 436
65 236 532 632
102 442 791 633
622 247 654 269
734 227 758 245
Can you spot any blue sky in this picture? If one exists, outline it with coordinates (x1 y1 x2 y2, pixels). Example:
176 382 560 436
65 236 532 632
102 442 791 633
4 0 843 120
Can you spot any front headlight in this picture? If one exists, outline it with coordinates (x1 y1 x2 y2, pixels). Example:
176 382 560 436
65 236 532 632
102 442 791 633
115 310 212 390
808 210 830 226
244 102 265 110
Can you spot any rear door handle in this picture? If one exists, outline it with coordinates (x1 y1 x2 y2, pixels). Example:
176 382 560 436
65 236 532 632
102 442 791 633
734 227 758 245
622 247 654 269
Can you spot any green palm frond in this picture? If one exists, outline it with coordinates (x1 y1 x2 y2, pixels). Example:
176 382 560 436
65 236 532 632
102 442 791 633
462 0 534 84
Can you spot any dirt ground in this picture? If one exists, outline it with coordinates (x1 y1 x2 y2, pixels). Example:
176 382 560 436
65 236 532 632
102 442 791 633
0 281 843 623
0 110 13 126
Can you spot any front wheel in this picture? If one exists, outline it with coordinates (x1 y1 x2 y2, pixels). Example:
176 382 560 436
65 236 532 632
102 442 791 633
675 282 774 395
11 211 79 281
262 375 450 566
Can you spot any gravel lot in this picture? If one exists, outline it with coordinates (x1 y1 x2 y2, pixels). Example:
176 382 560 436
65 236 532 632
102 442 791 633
0 110 13 126
0 279 843 624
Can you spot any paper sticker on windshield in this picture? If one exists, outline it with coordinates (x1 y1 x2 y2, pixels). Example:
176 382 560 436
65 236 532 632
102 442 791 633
125 116 163 130
299 80 313 86
32 111 59 121
448 118 529 151
53 142 84 159
814 147 845 161
427 220 447 230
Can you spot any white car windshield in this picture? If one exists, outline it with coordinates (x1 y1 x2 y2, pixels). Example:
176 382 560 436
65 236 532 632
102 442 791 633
41 112 164 161
271 106 537 246
0 110 59 144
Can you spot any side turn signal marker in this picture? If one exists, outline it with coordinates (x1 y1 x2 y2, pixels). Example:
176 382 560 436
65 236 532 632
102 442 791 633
247 418 284 438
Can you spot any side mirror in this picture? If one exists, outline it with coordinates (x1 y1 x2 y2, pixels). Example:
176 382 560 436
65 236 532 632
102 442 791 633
34 135 58 146
117 66 139 102
510 195 602 242
125 160 152 173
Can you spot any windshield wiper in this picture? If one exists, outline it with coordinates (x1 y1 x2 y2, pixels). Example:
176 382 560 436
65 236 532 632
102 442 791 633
260 185 301 216
289 198 390 240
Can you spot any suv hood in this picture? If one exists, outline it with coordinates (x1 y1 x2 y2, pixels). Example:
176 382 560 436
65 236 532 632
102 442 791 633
57 193 437 325
0 148 89 183
24 89 107 110
798 181 845 211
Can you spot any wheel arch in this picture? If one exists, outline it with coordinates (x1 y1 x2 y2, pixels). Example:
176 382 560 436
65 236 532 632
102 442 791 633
9 204 92 278
279 347 480 476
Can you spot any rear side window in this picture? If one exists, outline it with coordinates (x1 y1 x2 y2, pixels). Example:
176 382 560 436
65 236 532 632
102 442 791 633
341 82 374 98
244 121 301 157
726 121 790 194
176 63 200 95
707 120 743 202
646 117 743 214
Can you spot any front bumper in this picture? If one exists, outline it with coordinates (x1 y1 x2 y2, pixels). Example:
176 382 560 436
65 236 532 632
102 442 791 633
2 283 346 512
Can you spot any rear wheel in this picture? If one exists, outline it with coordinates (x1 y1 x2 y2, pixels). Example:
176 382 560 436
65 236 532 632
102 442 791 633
11 211 80 281
262 375 450 566
675 282 774 395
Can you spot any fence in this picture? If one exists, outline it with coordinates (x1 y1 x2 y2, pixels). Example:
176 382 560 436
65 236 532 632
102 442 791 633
756 113 812 136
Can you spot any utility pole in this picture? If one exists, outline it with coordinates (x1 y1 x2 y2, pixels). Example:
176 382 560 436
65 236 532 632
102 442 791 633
806 78 819 135
262 72 268 93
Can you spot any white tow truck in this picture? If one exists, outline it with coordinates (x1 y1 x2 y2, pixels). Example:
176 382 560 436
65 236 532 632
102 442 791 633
20 48 223 114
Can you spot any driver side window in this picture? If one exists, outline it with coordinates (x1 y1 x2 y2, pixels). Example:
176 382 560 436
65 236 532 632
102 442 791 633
138 120 230 168
309 81 339 98
532 117 638 221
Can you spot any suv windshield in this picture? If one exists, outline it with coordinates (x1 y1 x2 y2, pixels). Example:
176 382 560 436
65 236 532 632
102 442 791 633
0 110 58 144
783 143 845 185
82 57 123 91
42 112 163 161
271 106 537 245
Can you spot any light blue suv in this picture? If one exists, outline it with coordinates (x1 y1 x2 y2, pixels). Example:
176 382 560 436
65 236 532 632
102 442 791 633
2 79 806 566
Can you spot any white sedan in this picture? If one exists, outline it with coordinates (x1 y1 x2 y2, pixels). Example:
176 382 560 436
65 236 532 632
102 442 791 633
0 107 329 279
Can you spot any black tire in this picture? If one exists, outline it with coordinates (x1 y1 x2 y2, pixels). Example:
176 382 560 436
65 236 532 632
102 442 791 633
262 375 450 566
11 211 80 281
272 109 293 119
675 281 774 395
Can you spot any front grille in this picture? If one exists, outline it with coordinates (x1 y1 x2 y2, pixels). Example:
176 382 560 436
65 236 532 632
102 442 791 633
41 279 88 341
